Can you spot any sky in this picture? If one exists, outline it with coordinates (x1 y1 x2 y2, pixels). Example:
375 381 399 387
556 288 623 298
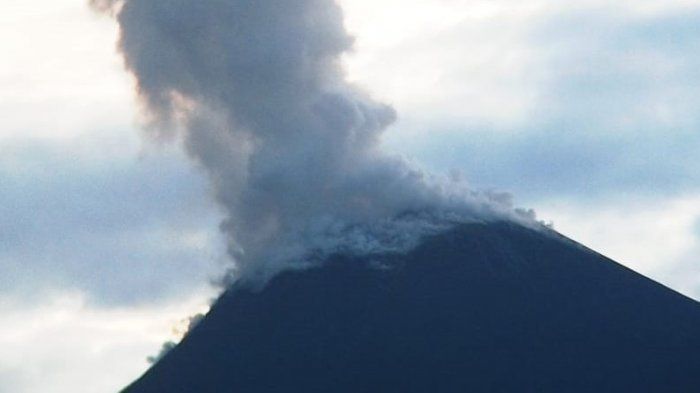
2 0 700 391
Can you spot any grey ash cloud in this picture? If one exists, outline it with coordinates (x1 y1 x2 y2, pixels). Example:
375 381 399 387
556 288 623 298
93 0 535 284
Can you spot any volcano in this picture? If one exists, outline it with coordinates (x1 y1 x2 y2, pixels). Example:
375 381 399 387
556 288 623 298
123 222 700 392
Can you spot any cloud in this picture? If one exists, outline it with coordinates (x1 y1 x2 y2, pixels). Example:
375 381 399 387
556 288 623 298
0 133 225 305
374 5 700 202
539 194 700 300
0 0 132 139
94 0 535 285
391 125 700 202
0 290 211 393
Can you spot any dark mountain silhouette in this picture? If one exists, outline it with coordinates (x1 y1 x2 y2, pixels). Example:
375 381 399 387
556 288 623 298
123 222 700 392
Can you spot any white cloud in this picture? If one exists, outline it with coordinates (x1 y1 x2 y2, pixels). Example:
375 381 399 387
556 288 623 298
0 0 134 139
341 0 700 134
341 0 544 128
0 290 213 393
0 2 227 391
0 130 227 391
538 195 700 299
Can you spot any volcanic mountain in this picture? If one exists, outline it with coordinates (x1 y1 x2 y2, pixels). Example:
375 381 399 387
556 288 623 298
123 222 700 392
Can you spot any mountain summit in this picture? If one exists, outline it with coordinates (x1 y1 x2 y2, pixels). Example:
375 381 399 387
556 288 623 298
124 222 700 392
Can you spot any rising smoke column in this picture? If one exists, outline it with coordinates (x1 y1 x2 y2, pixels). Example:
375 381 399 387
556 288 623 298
92 0 534 284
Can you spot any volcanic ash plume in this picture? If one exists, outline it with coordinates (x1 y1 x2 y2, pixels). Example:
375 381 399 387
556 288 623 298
92 0 536 284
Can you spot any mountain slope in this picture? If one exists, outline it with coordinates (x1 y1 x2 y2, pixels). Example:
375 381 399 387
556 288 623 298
124 222 700 392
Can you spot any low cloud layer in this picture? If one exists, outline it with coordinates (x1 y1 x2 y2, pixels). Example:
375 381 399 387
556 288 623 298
0 291 211 393
93 0 534 284
0 134 224 305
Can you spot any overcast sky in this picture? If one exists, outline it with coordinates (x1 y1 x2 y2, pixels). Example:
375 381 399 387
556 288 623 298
2 0 700 392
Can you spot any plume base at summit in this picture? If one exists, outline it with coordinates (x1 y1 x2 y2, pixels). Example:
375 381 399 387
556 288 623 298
123 222 700 393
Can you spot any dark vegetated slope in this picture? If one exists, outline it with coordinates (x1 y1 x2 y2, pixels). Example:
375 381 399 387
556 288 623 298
124 222 700 392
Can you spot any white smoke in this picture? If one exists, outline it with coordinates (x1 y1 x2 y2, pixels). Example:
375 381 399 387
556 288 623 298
92 0 537 285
